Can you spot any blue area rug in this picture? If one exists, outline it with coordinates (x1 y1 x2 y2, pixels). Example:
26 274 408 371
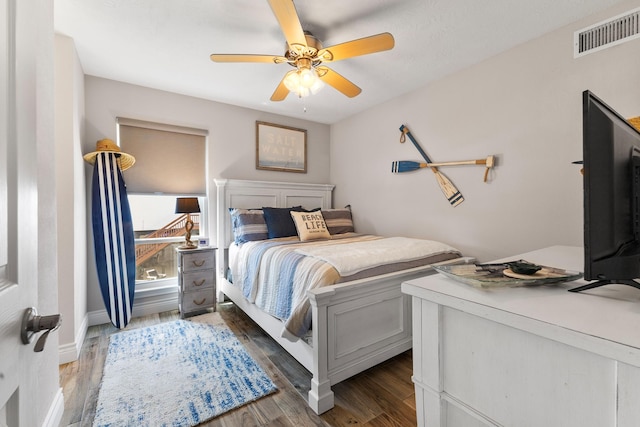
93 315 277 426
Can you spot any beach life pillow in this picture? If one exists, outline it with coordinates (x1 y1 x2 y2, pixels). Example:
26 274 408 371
290 211 331 241
262 206 306 238
321 205 354 235
229 208 268 244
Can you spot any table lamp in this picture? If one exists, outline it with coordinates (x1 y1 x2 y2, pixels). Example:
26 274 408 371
175 197 200 249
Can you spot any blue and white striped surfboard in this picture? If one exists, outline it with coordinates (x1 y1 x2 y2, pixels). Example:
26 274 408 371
91 152 136 329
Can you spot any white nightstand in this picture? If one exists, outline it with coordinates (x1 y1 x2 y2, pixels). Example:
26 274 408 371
176 246 216 318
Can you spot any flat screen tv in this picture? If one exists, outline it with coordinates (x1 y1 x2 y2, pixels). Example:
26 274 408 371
570 90 640 292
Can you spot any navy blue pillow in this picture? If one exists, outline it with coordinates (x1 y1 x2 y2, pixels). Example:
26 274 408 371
263 206 317 238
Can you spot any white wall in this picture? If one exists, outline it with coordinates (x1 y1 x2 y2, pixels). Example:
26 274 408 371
82 77 331 314
54 34 87 364
330 0 640 263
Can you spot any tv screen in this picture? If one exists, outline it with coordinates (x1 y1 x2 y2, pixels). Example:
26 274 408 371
571 90 640 292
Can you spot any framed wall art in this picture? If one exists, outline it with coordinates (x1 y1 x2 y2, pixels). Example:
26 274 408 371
256 121 307 173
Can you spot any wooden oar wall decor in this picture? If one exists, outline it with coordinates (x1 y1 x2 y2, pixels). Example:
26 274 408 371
394 125 497 207
392 155 495 182
397 125 464 207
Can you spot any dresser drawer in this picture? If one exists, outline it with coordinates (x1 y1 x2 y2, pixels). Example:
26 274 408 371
181 269 215 292
180 251 215 271
181 288 215 313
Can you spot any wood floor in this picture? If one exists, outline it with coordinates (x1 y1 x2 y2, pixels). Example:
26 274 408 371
59 302 417 426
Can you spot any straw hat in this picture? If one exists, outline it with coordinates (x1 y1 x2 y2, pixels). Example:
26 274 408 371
629 116 640 133
83 139 136 171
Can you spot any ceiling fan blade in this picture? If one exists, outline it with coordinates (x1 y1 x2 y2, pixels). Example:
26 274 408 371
318 32 395 62
317 66 362 98
270 76 290 101
267 0 307 51
210 54 288 64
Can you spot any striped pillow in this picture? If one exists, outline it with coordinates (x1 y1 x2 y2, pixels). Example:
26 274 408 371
229 208 268 244
321 206 354 235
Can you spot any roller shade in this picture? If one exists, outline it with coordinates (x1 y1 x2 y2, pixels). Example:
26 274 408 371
117 118 207 195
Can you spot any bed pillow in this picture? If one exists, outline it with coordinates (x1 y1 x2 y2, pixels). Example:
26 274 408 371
321 206 354 234
290 211 331 241
229 208 268 244
262 206 306 238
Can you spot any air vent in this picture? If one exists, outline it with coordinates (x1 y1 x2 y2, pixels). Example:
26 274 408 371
574 7 640 57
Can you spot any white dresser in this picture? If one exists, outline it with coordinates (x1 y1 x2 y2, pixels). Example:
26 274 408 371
402 245 640 427
176 246 216 318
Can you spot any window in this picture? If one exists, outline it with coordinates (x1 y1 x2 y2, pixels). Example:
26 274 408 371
116 118 208 286
129 195 204 286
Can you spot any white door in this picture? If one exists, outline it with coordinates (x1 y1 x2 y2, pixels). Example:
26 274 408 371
0 0 44 424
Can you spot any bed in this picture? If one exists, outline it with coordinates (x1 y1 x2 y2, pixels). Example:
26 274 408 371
215 179 471 414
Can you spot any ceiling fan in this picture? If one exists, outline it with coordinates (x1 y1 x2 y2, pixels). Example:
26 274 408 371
210 0 395 101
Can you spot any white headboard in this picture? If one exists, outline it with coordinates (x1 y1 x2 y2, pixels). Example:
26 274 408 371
214 179 335 278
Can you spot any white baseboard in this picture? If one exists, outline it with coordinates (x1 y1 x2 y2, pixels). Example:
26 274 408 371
42 387 64 427
58 314 88 365
88 287 179 327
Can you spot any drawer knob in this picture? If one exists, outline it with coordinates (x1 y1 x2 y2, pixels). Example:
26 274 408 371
192 260 206 267
193 298 207 306
192 279 206 287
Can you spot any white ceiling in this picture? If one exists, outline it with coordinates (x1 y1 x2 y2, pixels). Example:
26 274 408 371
54 0 625 124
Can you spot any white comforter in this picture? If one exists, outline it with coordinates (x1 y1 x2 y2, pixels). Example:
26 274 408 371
295 236 459 276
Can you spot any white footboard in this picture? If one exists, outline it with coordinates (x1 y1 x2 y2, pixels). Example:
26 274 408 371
308 270 414 413
218 269 414 414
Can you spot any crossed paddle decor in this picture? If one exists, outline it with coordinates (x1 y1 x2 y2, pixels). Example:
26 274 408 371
393 125 495 207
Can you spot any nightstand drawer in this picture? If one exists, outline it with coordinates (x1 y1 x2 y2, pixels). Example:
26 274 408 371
181 289 215 313
181 269 215 292
180 251 215 271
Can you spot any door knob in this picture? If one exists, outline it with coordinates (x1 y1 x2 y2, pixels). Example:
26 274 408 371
21 307 62 352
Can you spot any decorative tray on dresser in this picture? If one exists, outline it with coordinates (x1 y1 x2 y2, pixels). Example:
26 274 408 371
176 246 216 318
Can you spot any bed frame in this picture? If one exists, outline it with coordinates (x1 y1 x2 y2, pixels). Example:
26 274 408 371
215 179 468 414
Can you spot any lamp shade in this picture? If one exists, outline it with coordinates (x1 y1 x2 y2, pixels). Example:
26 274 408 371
175 197 200 214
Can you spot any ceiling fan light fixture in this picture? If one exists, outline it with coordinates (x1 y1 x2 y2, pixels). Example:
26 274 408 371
283 67 324 98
